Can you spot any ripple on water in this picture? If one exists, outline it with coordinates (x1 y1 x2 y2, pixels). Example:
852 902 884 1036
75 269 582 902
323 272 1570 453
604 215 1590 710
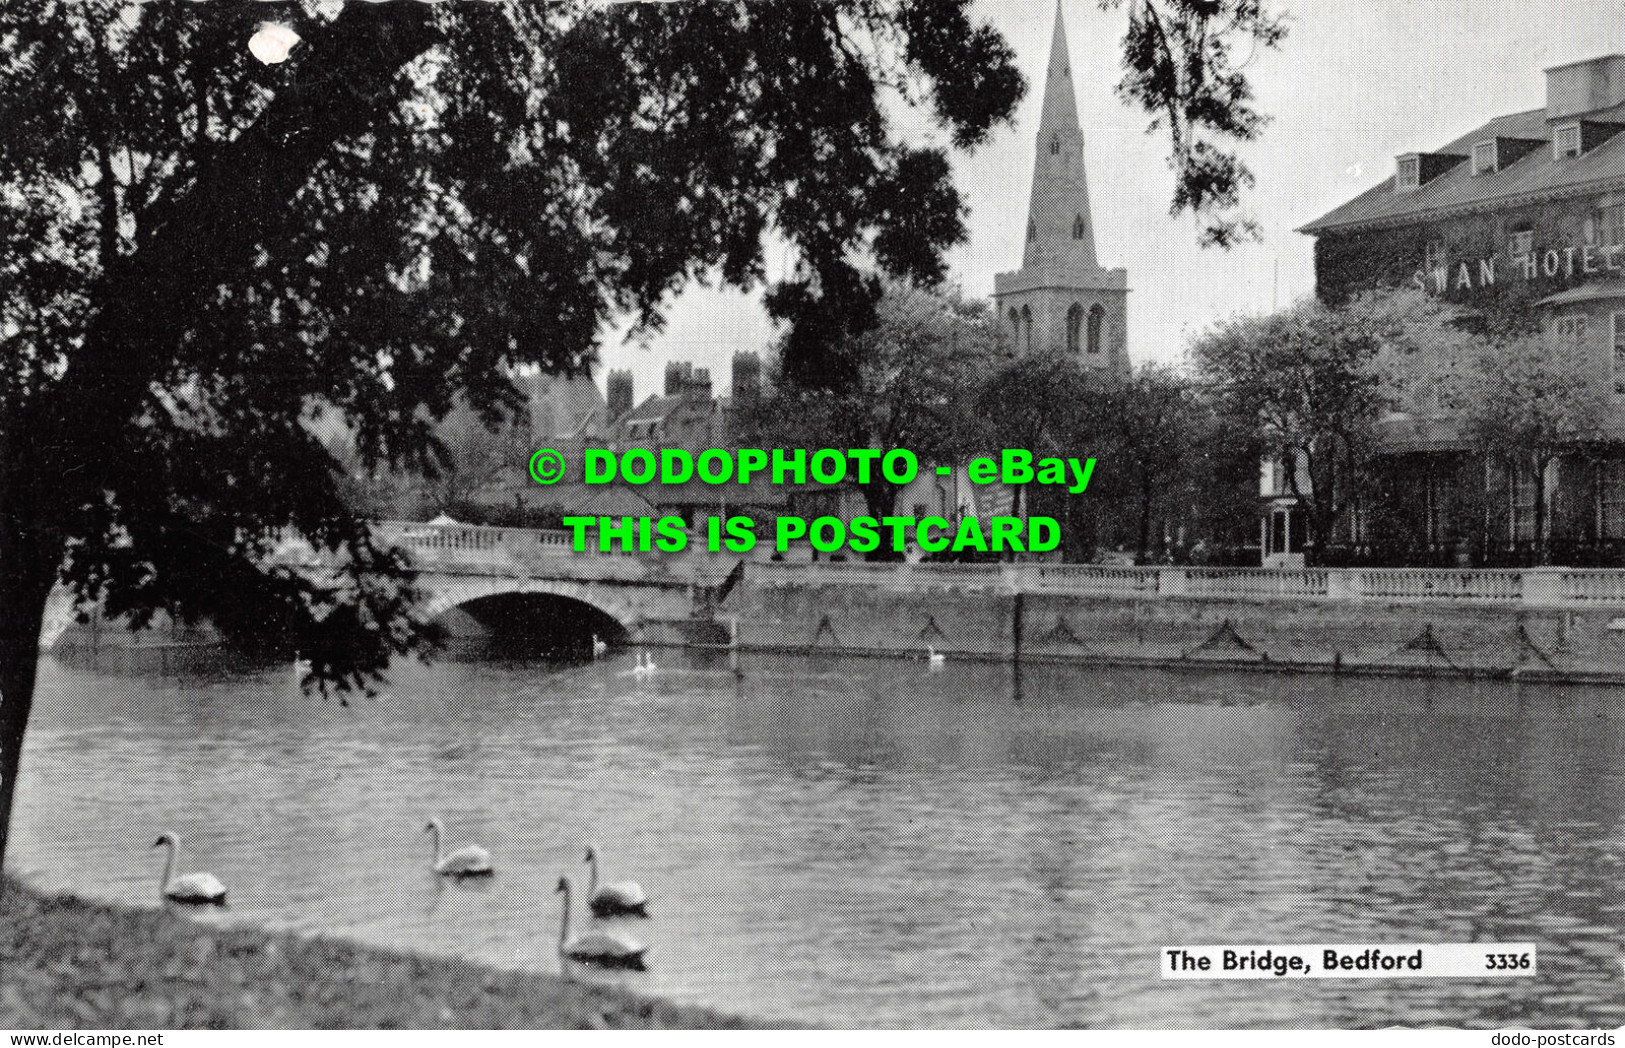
16 656 1625 1027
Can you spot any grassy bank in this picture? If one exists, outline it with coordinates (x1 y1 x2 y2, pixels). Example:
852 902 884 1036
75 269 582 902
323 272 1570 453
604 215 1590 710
0 878 759 1029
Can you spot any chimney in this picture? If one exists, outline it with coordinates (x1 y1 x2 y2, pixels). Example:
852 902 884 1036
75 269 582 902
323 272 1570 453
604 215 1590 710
731 352 762 400
607 369 634 421
664 361 693 396
1547 55 1625 121
689 366 712 400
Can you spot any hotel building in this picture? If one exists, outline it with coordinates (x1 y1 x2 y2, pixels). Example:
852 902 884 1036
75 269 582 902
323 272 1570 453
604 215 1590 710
1284 54 1625 566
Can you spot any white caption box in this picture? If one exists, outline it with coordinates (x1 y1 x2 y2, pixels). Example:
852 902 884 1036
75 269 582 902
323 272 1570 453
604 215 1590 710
1161 943 1538 979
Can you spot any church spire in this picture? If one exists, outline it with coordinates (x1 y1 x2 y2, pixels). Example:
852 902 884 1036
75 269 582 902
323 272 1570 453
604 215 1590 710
1023 0 1098 270
1039 0 1080 133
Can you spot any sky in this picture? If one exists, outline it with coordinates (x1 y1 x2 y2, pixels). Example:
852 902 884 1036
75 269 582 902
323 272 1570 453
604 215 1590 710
594 0 1625 404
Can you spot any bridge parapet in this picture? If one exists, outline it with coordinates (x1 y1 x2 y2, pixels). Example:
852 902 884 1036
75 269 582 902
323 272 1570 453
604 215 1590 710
287 521 1625 609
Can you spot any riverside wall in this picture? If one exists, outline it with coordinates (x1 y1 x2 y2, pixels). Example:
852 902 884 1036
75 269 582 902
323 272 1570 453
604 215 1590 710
47 517 1625 685
726 564 1625 683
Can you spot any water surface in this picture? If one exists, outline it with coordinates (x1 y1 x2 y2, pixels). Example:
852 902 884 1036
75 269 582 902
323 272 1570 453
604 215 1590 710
14 651 1625 1027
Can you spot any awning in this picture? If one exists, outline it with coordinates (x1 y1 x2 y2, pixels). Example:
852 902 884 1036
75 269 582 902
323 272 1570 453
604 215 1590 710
1536 280 1625 307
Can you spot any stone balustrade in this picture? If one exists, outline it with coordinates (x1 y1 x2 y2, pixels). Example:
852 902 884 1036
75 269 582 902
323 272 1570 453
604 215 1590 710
351 522 1625 609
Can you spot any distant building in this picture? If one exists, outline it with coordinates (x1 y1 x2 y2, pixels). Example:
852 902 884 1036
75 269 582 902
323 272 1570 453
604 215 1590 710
993 1 1129 373
1292 53 1625 565
593 352 787 529
513 368 606 444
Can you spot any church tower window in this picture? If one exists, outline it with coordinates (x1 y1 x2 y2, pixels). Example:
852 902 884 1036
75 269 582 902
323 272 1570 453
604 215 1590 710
1087 305 1105 355
1050 134 1060 156
1066 304 1084 354
1072 214 1085 239
1027 218 1035 242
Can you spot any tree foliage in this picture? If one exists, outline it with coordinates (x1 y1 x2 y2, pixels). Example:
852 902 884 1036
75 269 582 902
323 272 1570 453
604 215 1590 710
737 279 1002 527
1457 333 1607 563
1194 288 1526 562
1100 0 1287 248
1095 366 1201 561
0 0 1024 867
1193 295 1387 561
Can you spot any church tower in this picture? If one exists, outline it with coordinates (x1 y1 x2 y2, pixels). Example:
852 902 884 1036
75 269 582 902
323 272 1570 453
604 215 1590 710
994 1 1128 373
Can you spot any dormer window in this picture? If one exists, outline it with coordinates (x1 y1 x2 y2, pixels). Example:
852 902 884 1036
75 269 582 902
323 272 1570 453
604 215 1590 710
1472 140 1498 174
1394 151 1468 192
1396 156 1421 190
1555 122 1582 159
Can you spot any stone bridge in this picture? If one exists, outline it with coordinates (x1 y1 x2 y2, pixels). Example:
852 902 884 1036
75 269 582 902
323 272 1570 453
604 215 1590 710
367 521 740 642
39 521 743 651
43 520 1625 682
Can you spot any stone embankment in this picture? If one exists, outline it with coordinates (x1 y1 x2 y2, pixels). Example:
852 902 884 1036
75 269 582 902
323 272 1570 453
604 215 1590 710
727 562 1625 683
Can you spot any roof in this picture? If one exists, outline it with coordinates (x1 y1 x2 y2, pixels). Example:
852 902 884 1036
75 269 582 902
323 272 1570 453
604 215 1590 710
512 370 606 439
1536 279 1625 306
645 475 790 509
1300 101 1625 235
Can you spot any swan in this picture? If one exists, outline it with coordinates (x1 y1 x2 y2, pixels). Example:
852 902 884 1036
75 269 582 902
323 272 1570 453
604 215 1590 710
555 876 647 970
927 645 946 670
584 844 649 917
592 634 608 659
632 650 658 678
424 817 493 877
152 832 228 905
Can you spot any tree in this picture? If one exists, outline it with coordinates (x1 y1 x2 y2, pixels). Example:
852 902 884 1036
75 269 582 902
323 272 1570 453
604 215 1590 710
973 352 1094 530
0 2 1025 869
1101 0 1288 248
1197 303 1367 564
737 280 1002 536
1459 333 1608 564
1094 366 1201 563
1192 291 1463 563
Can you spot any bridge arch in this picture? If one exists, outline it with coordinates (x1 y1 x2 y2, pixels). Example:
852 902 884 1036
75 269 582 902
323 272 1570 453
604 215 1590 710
422 578 641 659
420 576 645 628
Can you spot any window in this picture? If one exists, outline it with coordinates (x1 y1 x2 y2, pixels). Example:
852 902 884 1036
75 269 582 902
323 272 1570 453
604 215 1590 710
1021 305 1032 353
1026 218 1035 242
1557 314 1589 342
1424 239 1448 271
1065 304 1083 354
1510 462 1537 543
1473 140 1498 175
1086 304 1105 355
1008 308 1019 338
1072 214 1085 239
1600 460 1625 540
1508 228 1533 257
1594 203 1625 247
1555 122 1582 159
1614 312 1625 396
1049 134 1060 156
1396 155 1420 189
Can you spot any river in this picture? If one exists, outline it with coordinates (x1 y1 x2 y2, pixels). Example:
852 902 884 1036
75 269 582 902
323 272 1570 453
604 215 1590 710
12 649 1625 1028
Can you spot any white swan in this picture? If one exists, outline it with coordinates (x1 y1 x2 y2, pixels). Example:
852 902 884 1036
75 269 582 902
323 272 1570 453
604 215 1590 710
556 876 647 970
152 832 227 905
592 634 608 659
424 817 493 877
584 844 649 917
927 645 946 670
632 650 658 678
